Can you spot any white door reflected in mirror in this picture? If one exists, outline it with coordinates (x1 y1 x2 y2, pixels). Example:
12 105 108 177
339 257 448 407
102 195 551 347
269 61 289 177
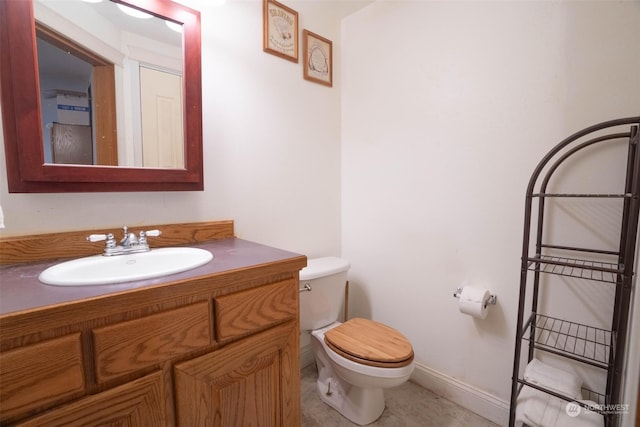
140 66 184 168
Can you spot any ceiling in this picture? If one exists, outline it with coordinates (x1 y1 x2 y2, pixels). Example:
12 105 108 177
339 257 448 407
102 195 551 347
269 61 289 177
88 0 182 47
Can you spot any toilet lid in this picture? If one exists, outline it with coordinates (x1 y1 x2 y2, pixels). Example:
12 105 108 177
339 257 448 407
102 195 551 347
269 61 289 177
324 318 414 368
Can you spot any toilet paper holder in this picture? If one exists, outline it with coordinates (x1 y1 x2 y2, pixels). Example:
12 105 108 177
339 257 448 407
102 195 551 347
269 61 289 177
453 287 497 308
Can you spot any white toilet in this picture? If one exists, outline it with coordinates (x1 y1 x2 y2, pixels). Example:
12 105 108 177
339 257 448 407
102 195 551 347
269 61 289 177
299 257 415 425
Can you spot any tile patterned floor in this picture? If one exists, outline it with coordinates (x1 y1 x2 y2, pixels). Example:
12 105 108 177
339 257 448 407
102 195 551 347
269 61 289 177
301 364 501 427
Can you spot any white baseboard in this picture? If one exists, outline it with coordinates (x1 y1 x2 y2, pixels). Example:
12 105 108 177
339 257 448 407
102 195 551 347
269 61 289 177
301 343 315 368
410 362 509 426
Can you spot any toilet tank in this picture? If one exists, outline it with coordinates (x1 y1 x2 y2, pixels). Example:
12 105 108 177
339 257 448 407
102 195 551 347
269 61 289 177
299 257 350 331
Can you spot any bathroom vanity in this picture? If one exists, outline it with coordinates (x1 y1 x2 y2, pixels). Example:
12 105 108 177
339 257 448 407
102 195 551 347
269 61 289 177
0 221 306 426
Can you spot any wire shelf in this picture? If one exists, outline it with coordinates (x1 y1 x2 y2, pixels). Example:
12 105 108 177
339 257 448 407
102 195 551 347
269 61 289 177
517 380 606 407
527 255 622 283
523 314 611 369
510 119 640 427
531 193 629 198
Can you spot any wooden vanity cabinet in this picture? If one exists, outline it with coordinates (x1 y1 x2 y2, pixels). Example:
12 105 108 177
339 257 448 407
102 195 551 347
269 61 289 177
0 233 305 427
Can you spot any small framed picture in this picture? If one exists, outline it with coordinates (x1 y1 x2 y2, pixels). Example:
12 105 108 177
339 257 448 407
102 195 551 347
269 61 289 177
302 30 332 87
263 0 298 63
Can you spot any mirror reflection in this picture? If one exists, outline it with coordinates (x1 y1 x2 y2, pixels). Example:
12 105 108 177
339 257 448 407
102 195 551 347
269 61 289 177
35 0 184 169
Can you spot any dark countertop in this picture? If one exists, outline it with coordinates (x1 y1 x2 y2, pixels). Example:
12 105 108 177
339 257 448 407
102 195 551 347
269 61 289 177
0 238 305 316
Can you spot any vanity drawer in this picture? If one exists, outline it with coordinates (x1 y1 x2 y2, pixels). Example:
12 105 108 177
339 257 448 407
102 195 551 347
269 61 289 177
214 278 298 341
0 333 85 423
93 302 211 383
13 371 167 427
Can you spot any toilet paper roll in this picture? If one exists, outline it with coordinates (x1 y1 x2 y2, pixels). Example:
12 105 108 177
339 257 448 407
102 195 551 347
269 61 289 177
458 286 490 319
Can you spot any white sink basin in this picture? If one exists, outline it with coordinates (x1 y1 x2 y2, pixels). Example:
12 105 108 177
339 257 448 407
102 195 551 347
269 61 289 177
39 247 213 286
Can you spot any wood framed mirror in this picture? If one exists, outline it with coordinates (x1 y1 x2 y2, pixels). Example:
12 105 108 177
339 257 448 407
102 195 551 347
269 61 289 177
0 0 203 192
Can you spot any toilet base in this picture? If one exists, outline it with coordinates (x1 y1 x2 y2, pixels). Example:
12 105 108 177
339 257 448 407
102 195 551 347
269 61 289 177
309 322 414 425
316 375 385 425
313 334 386 425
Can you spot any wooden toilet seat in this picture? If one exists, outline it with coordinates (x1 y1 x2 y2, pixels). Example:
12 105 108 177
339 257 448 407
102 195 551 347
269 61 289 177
324 318 414 368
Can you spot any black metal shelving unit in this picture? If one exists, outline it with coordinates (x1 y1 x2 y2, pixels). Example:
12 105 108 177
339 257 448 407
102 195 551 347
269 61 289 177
509 117 640 426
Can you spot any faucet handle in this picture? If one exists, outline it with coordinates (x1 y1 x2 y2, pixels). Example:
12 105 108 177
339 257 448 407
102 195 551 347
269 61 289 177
138 229 161 246
88 233 116 248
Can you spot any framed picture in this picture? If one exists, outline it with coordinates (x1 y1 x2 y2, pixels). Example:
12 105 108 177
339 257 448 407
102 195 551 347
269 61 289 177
263 0 298 63
302 30 332 87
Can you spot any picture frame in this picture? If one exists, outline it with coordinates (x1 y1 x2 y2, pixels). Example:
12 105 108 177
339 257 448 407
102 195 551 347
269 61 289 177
302 30 332 87
263 0 299 63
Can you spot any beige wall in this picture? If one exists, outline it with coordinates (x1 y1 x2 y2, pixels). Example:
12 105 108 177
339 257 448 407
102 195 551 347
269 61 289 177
341 1 640 424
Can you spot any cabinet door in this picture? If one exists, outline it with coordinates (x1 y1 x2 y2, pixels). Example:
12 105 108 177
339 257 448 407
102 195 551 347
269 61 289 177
14 372 168 427
174 320 300 427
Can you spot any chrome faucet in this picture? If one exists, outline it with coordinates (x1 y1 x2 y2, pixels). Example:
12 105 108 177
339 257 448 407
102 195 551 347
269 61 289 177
120 226 138 247
87 226 162 256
